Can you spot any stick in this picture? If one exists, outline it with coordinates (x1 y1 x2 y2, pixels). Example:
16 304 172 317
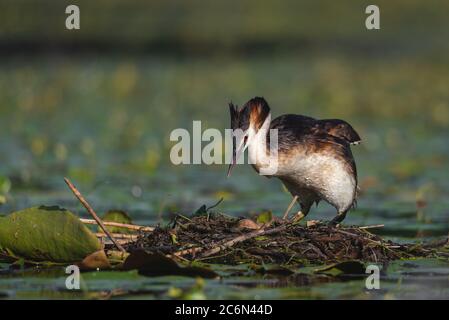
95 234 137 246
171 224 288 259
170 246 204 258
104 239 136 246
80 219 154 232
95 233 138 240
282 195 298 220
334 229 401 250
359 224 384 230
200 224 288 258
64 177 126 253
206 197 224 211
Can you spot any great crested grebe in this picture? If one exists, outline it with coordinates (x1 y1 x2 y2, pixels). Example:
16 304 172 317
227 97 361 225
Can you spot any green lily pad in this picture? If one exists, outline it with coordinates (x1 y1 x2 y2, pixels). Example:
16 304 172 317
0 176 11 195
256 211 273 224
314 261 366 277
123 250 218 278
168 278 207 300
0 206 101 263
101 210 133 234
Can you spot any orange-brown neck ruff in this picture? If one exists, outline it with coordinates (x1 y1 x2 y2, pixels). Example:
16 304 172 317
248 100 270 131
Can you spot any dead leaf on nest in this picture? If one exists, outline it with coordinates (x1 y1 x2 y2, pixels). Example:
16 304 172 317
306 220 321 228
236 219 260 230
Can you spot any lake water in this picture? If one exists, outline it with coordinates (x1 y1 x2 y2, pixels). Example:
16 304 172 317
0 54 448 299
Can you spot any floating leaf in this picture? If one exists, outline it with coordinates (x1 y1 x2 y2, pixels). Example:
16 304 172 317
314 261 366 277
0 206 101 263
168 278 207 300
123 250 218 278
0 176 11 195
79 250 111 270
101 210 133 234
170 232 178 244
256 211 273 224
106 250 129 265
253 263 295 276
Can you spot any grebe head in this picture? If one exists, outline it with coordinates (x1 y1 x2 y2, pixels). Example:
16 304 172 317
227 97 271 176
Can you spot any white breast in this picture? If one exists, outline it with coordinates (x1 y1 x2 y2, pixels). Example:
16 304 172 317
277 152 356 212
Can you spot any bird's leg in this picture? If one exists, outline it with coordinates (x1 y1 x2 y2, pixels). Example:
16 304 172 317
282 195 299 220
328 211 347 227
291 202 312 223
282 196 313 223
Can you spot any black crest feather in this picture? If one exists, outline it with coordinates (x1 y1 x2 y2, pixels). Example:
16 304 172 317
229 102 240 130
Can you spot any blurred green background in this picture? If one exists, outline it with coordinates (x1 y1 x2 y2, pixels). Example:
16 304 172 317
0 0 448 233
0 0 449 300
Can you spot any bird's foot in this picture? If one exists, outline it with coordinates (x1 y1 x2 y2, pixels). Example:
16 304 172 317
328 212 347 228
327 219 343 228
291 211 306 224
327 221 339 228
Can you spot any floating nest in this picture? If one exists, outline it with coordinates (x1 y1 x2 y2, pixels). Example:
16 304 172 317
124 213 445 265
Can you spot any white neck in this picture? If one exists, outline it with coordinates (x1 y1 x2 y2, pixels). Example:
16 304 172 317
248 113 273 169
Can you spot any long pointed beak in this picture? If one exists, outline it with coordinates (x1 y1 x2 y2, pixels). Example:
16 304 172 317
227 136 237 177
227 161 235 177
227 143 244 177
